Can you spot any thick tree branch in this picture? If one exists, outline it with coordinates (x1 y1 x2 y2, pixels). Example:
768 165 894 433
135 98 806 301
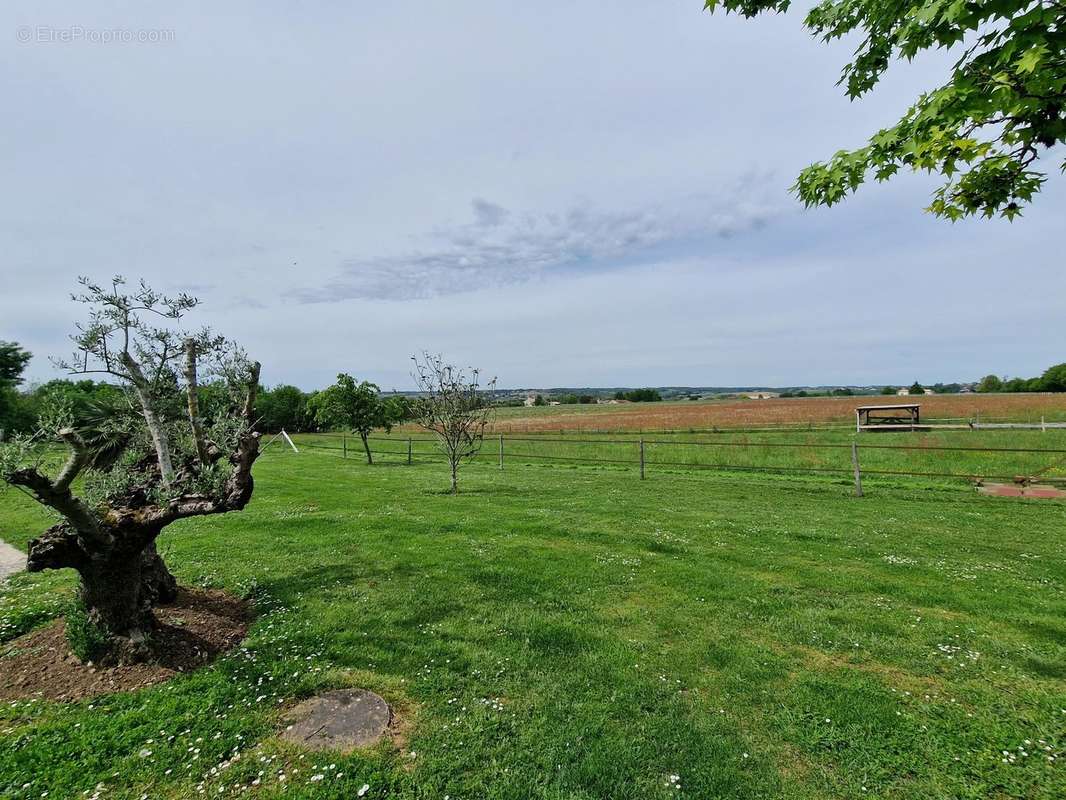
26 523 90 573
243 361 261 422
146 360 262 525
54 427 89 491
7 462 109 548
119 350 175 486
184 338 209 466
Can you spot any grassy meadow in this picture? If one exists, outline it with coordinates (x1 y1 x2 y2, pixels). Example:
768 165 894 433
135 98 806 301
1 443 1064 799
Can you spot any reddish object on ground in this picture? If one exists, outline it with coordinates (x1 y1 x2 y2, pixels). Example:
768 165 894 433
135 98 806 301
978 483 1066 499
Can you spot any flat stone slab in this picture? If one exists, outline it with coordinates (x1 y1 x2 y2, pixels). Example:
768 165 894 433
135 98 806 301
0 539 24 580
280 689 391 751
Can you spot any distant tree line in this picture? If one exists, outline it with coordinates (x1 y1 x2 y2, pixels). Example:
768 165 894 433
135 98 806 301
783 382 968 398
977 363 1066 394
556 393 597 405
0 349 417 439
614 388 662 402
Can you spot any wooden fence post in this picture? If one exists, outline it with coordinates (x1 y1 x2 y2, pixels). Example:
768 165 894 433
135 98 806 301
499 434 504 470
851 442 863 497
639 438 646 480
342 434 347 459
407 437 412 465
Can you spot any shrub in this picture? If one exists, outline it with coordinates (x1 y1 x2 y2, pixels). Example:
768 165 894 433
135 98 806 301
65 599 113 663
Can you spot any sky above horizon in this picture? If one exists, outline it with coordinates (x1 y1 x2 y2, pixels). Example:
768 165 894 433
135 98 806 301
3 1 1062 391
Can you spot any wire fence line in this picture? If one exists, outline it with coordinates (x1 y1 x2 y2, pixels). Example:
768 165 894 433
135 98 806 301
287 430 1066 490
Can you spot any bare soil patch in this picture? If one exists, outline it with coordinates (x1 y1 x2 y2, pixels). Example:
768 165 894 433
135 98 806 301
0 587 250 702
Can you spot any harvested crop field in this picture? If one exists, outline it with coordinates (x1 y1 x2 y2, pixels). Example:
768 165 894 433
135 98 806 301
485 393 1066 433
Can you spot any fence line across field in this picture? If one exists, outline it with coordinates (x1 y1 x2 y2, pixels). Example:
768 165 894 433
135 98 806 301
446 434 1066 455
299 438 1041 486
288 431 1066 492
354 432 1066 457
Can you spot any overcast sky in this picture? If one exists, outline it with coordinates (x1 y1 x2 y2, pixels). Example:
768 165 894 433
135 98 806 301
3 1 1062 390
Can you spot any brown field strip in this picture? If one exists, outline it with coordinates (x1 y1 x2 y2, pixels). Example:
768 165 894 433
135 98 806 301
479 394 1066 433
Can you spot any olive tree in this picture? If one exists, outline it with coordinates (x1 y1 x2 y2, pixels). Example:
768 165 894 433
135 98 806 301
0 277 261 664
411 352 496 493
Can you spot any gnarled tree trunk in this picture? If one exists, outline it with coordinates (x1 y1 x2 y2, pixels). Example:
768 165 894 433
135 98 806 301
26 523 175 663
25 515 161 663
141 541 177 604
80 547 156 662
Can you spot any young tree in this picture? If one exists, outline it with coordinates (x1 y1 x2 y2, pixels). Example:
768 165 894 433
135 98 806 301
0 277 262 664
909 381 925 396
310 373 397 464
411 352 496 494
704 0 1066 219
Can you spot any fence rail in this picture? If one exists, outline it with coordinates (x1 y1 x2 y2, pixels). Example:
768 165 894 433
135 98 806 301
285 429 1066 493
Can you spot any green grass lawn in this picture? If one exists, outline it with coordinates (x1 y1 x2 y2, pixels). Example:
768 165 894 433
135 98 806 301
1 447 1064 799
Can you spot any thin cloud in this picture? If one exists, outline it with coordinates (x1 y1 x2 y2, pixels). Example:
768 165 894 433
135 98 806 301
471 197 510 227
297 190 781 302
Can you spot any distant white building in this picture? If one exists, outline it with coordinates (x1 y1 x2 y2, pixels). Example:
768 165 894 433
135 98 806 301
896 387 935 396
523 393 537 407
744 392 779 400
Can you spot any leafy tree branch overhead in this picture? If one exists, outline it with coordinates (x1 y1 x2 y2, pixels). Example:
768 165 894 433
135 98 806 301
705 0 1066 219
